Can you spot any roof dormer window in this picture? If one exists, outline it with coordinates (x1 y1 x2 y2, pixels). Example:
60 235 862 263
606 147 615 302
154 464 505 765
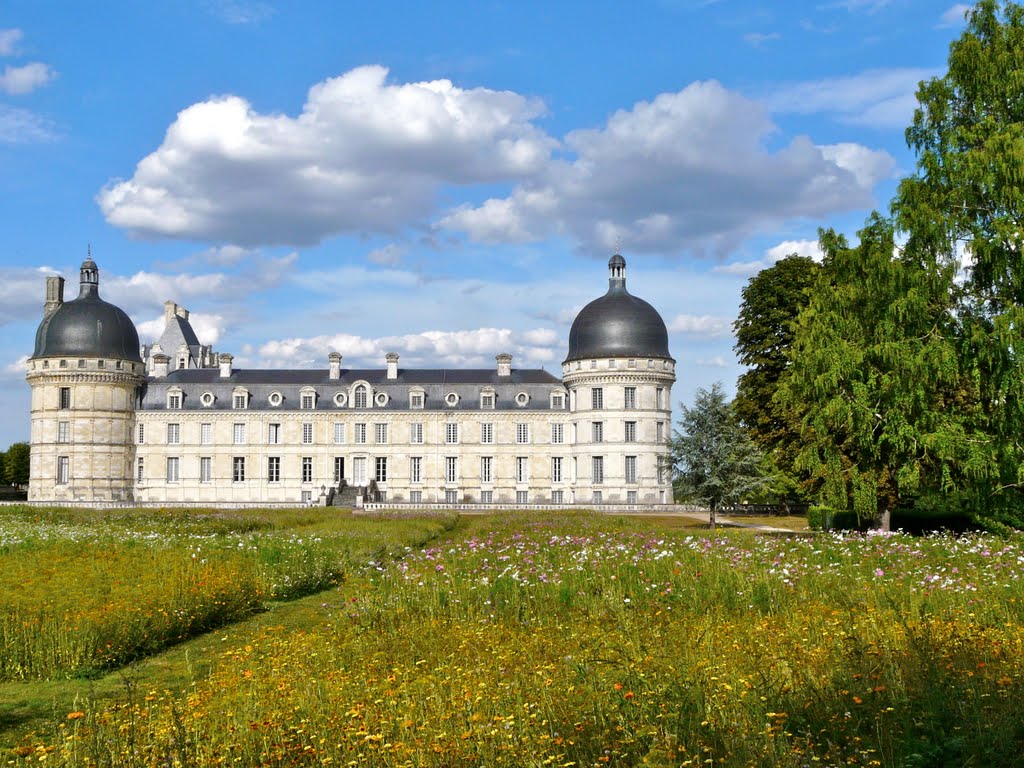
232 388 250 410
167 388 183 409
300 388 317 410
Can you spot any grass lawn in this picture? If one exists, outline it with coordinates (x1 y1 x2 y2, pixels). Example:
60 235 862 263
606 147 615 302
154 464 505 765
4 507 1024 766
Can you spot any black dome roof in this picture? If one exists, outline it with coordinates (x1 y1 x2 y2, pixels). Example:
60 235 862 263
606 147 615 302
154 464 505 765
32 258 142 362
565 254 671 363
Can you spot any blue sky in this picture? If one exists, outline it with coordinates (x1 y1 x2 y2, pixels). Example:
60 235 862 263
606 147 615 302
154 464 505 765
0 0 974 446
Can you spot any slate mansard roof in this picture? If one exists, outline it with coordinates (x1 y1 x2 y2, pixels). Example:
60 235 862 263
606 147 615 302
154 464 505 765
142 367 566 412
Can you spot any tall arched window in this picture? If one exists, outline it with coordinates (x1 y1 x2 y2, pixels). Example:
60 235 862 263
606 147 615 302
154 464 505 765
354 384 368 408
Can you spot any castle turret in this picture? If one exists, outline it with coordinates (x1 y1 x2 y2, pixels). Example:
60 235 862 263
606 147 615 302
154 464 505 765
562 253 676 505
26 255 145 502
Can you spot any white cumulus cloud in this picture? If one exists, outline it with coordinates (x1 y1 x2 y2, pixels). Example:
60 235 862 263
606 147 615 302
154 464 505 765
937 4 971 28
0 62 56 95
765 67 937 129
442 80 893 256
715 238 824 277
669 314 731 338
254 327 560 370
98 65 554 246
0 29 22 57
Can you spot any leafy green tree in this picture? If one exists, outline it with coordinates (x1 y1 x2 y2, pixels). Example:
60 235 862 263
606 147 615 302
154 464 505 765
4 442 30 487
781 215 977 528
0 450 5 486
895 0 1024 520
667 382 767 529
733 255 821 503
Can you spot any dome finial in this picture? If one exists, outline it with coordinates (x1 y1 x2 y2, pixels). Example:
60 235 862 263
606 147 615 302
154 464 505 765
608 248 626 287
79 249 99 298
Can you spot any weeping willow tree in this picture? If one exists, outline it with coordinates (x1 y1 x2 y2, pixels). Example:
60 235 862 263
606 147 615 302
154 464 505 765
780 215 980 528
895 0 1024 523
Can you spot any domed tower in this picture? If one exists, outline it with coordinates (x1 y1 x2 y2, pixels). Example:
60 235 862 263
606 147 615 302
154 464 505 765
26 255 146 501
562 254 676 505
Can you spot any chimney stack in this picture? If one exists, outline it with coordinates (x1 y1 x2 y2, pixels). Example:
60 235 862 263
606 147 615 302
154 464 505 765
386 352 399 380
496 353 512 377
219 353 234 378
175 305 190 321
44 276 65 317
153 353 170 378
164 300 177 324
328 352 342 380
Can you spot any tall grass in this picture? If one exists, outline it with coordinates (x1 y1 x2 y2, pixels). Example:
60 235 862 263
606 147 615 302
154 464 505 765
0 506 457 680
27 513 1024 767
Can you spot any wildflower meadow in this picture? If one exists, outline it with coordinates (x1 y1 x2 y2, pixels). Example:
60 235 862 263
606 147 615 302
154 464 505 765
5 509 1024 766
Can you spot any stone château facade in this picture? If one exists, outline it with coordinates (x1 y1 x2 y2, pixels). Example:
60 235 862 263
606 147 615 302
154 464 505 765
26 253 676 506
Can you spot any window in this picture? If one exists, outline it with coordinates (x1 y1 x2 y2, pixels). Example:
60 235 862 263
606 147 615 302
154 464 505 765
200 457 212 483
592 422 604 443
334 457 344 484
551 423 563 444
445 392 459 407
354 385 368 408
268 392 282 407
656 422 664 442
201 391 215 407
410 391 424 409
593 490 603 504
138 423 144 444
410 490 422 503
375 423 388 444
78 359 85 369
302 423 313 444
515 392 529 406
375 457 388 483
59 359 67 368
333 392 347 408
410 456 422 484
166 457 180 483
624 387 637 409
481 392 495 409
627 490 638 505
551 392 565 410
268 456 281 483
268 423 281 445
516 423 530 444
552 490 564 504
301 392 315 409
233 423 246 445
624 421 637 443
98 360 105 369
374 392 389 406
302 490 312 504
57 421 70 443
481 490 493 504
551 456 563 483
625 455 637 484
446 456 458 483
302 457 313 483
517 490 529 504
446 423 459 444
628 359 636 369
445 489 459 504
592 388 603 409
516 457 529 483
233 457 245 482
480 423 494 444
167 392 182 409
480 456 493 483
656 388 664 409
137 457 144 482
233 392 248 409
59 387 71 409
194 423 209 445
410 423 423 444
334 422 345 444
355 423 367 444
57 456 69 484
167 423 180 444
592 456 604 485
